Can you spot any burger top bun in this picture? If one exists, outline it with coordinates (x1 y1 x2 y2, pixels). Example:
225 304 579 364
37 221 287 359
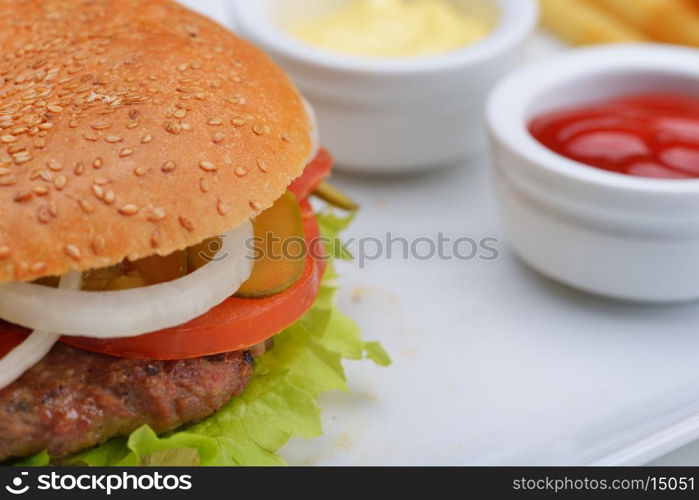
0 0 311 284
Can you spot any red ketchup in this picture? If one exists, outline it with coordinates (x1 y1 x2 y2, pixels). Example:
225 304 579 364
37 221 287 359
529 94 699 179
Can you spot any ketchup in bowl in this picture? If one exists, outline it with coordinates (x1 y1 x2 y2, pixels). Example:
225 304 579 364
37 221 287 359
529 94 699 179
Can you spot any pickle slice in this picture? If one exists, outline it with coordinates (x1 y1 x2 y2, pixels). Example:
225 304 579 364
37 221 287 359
313 181 359 211
235 191 306 299
80 251 187 291
128 250 187 286
187 237 222 272
82 264 126 291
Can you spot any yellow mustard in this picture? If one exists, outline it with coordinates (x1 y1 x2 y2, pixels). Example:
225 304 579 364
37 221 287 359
288 0 492 58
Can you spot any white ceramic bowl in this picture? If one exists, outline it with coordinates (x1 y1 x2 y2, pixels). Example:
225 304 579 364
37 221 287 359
230 0 538 173
487 45 699 303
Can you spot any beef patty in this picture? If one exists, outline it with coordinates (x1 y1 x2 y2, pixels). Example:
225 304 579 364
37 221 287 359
0 344 253 463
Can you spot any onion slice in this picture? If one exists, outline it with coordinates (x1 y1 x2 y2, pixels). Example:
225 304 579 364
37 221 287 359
0 222 253 339
0 272 82 391
0 331 59 391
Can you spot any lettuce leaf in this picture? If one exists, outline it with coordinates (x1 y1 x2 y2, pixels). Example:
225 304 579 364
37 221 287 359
317 211 355 261
20 211 388 467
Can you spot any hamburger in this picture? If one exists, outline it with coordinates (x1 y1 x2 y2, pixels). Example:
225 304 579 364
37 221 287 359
0 0 388 466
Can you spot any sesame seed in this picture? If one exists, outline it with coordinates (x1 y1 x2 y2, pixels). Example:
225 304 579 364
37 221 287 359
179 216 194 231
174 109 186 119
13 150 31 159
217 199 230 216
83 132 99 142
119 204 139 216
93 157 103 169
14 191 33 203
92 184 104 199
150 230 161 249
231 117 245 127
37 205 52 223
0 176 17 186
235 167 248 177
104 190 115 205
33 137 46 148
207 118 223 126
257 159 268 172
31 262 48 274
79 199 94 213
39 170 53 182
65 244 81 260
200 178 210 193
213 131 224 144
91 121 111 130
199 160 217 172
48 201 58 217
32 185 49 196
0 168 11 176
54 175 67 190
94 177 110 186
164 122 182 135
74 162 85 175
92 236 106 255
119 148 134 157
47 159 62 171
141 134 153 144
126 121 139 129
38 122 53 130
14 156 32 165
1 135 17 143
83 131 98 141
177 63 188 72
105 135 123 143
134 166 150 177
47 104 63 113
252 124 270 136
0 246 11 259
149 207 166 222
162 161 176 172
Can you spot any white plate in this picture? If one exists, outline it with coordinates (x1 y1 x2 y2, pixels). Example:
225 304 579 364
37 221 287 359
181 0 699 466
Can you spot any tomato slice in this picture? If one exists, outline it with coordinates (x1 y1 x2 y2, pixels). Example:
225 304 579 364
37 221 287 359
289 148 333 200
60 199 327 360
0 322 29 359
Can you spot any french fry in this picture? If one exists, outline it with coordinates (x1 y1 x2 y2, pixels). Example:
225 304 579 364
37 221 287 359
587 0 699 47
539 0 649 45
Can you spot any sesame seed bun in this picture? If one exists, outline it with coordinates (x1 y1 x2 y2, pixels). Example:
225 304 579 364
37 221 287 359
0 0 311 284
